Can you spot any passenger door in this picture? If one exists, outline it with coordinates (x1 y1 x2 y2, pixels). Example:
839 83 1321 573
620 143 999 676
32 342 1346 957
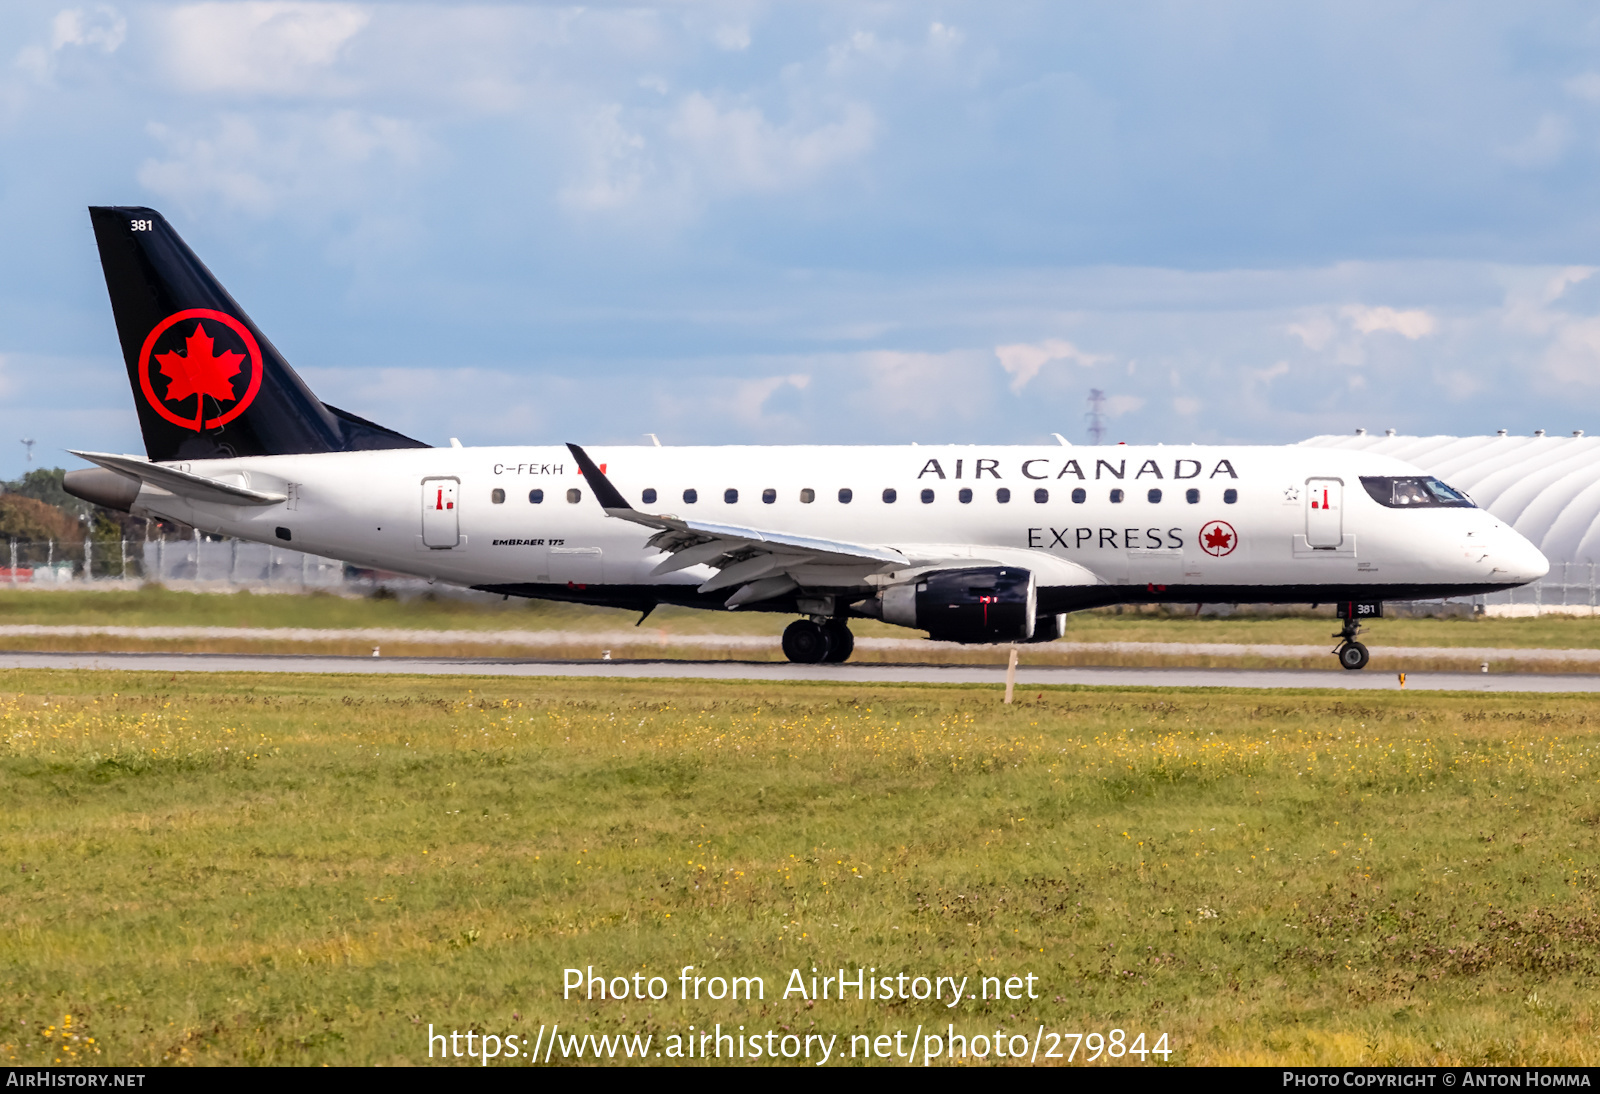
1305 478 1343 549
421 477 460 549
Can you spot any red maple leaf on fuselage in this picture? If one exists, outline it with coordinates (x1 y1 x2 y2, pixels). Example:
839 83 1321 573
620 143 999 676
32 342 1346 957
155 322 243 409
1203 525 1234 550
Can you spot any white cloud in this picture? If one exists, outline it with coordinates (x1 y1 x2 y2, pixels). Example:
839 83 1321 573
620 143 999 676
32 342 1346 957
162 2 369 95
137 110 422 216
858 350 989 423
304 364 588 442
1498 266 1597 337
1252 360 1290 384
12 4 125 88
1499 114 1570 169
1566 72 1600 103
52 6 126 53
1342 305 1437 340
730 372 808 422
1104 395 1144 419
1173 396 1201 416
993 337 1109 393
1286 314 1336 351
827 30 886 69
559 104 651 212
668 93 875 193
1543 266 1596 304
1541 317 1600 386
654 372 811 431
713 25 750 51
1434 369 1484 399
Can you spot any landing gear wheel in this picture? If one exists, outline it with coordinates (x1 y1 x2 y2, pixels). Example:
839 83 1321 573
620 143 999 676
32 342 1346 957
1338 641 1370 671
781 619 833 664
821 621 854 663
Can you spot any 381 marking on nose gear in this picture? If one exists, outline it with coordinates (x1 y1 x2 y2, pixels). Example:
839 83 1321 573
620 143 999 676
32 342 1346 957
137 308 263 431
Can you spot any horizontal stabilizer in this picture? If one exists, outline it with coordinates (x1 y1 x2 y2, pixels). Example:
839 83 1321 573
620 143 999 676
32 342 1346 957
69 450 287 506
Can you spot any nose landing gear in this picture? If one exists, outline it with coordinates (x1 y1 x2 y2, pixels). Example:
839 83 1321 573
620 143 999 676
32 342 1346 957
781 618 855 664
1332 601 1377 670
1337 639 1370 670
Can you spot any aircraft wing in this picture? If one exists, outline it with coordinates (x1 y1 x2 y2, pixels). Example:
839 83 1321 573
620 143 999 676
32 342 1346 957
567 443 910 606
69 450 288 506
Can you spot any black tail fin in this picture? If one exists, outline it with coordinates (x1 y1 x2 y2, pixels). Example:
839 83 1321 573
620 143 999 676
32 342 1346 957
88 206 428 462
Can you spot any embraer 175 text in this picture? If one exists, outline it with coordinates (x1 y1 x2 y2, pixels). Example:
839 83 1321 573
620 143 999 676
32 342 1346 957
64 208 1549 668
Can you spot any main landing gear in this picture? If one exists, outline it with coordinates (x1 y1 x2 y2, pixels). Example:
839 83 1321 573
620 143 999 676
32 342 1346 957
782 618 854 664
1334 611 1370 671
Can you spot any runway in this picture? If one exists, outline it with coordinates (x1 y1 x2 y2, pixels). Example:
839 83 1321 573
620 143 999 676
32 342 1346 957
1 624 1598 664
2 648 1599 691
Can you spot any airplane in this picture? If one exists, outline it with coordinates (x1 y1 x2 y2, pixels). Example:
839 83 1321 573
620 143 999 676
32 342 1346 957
62 207 1550 669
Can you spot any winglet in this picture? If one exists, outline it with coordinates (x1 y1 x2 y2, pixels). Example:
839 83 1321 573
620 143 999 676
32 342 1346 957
565 443 633 511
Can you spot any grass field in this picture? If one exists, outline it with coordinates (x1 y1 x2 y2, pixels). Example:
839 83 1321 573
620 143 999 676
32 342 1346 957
4 671 1600 1066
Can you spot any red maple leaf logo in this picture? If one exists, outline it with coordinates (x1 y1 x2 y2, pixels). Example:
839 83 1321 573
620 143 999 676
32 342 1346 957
137 309 264 432
1199 520 1238 556
155 322 243 413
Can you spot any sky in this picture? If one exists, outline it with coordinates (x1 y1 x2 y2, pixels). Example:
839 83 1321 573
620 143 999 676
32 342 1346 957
4 1 1600 476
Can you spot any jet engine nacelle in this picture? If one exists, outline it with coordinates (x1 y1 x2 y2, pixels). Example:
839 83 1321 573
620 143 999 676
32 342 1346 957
879 566 1037 643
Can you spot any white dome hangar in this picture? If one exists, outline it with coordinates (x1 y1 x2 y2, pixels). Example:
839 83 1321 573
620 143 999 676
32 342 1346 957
1302 431 1600 611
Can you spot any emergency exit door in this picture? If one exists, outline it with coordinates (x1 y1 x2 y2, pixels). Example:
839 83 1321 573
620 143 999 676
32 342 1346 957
421 477 460 548
1305 478 1343 548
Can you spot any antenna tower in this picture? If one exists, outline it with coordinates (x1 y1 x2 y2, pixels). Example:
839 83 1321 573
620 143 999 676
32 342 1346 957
1085 390 1106 445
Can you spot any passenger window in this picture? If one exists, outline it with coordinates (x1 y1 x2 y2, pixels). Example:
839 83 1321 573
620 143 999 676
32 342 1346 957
1071 488 1086 504
958 488 973 504
996 488 1011 503
683 488 698 504
642 488 657 505
1224 489 1238 504
566 488 581 504
762 488 776 504
921 488 935 504
724 488 739 504
883 488 897 503
1033 488 1048 504
1110 489 1124 503
529 489 543 504
838 488 853 504
491 488 505 504
1186 488 1199 504
1147 488 1161 503
800 488 815 503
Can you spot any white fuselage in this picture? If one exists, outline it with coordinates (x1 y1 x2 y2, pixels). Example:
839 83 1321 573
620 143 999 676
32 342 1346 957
126 443 1549 615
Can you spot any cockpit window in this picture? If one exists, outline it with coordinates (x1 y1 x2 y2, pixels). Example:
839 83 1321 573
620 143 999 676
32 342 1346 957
1360 476 1475 508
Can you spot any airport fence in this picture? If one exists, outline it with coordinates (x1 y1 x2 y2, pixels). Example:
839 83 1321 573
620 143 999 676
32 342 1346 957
1 534 348 588
1470 561 1600 616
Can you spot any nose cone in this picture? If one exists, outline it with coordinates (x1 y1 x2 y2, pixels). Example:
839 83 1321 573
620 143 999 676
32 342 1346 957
1495 529 1549 585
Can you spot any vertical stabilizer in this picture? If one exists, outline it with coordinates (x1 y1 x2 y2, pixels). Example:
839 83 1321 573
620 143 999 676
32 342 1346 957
88 206 427 462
